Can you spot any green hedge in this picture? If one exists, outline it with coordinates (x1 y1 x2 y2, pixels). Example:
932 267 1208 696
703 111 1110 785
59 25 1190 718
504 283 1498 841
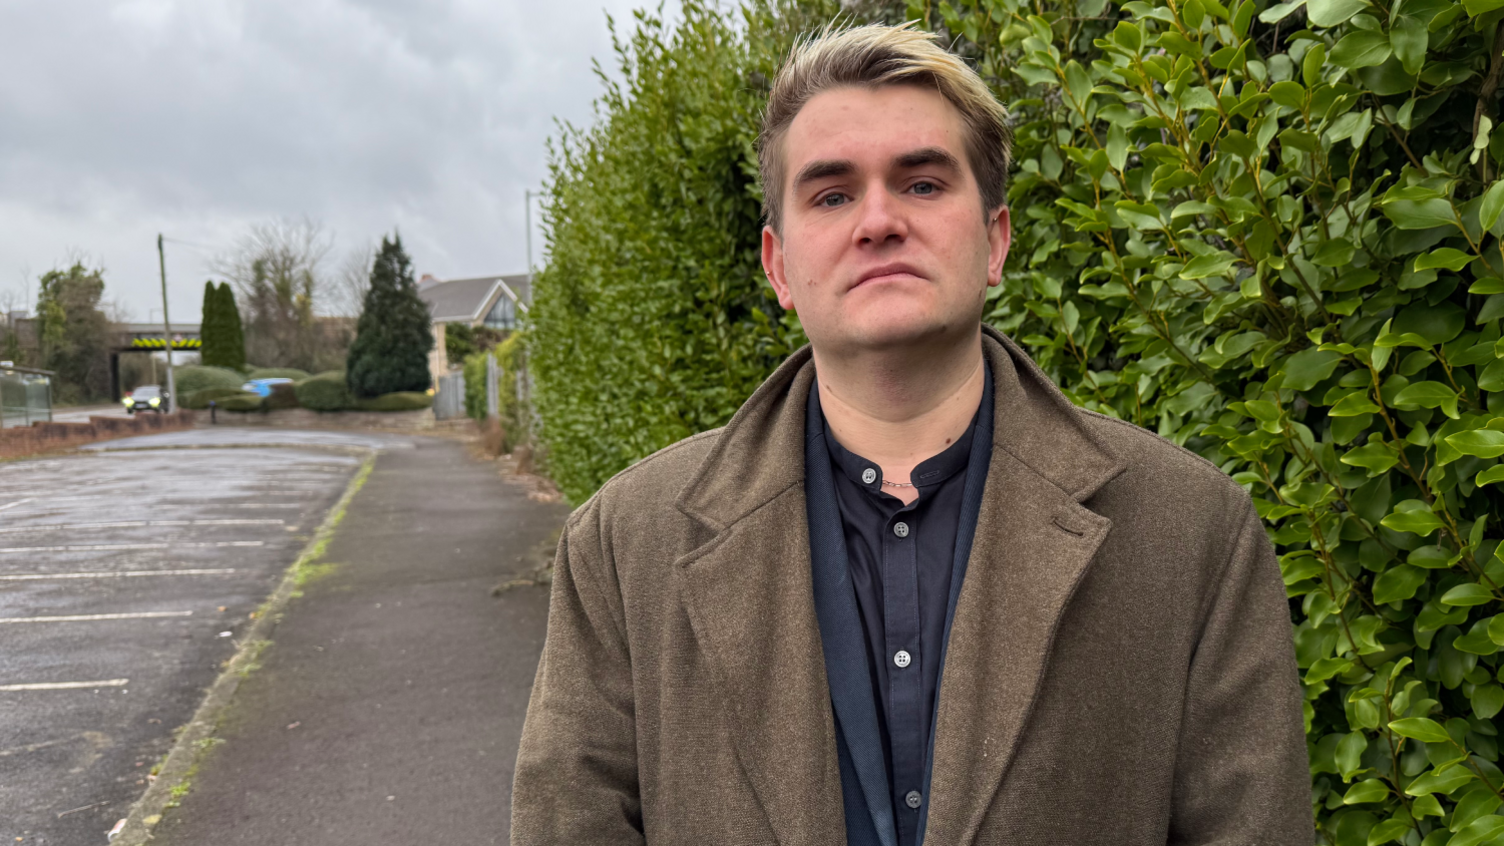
529 0 831 504
218 393 265 413
294 371 352 412
180 387 252 410
463 332 532 452
907 0 1504 837
353 391 432 412
172 366 245 395
247 367 310 381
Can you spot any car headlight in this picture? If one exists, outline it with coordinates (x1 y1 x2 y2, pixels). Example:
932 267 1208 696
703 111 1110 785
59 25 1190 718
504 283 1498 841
149 397 160 406
122 398 133 406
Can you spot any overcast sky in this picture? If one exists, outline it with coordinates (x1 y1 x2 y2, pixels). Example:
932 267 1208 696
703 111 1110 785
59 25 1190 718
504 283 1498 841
0 0 678 324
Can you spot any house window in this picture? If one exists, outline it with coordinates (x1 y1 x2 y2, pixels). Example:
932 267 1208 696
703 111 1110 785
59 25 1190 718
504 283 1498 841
483 296 518 330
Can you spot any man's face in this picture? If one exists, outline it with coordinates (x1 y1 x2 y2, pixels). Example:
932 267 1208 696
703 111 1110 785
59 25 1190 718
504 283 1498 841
761 84 1010 357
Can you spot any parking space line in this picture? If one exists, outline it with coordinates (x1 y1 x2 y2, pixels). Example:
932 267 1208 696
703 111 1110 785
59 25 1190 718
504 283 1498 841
0 519 284 534
0 679 129 691
0 568 237 581
0 541 264 553
0 611 194 623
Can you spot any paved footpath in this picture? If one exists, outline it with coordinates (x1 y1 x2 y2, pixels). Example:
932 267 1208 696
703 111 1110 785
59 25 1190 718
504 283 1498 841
133 434 567 845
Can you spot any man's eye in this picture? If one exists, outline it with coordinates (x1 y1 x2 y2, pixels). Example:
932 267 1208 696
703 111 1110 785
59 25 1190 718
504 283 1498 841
912 181 936 195
820 193 847 207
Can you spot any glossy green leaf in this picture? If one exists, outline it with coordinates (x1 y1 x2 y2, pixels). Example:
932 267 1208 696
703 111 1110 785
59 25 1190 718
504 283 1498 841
1373 564 1427 603
1389 717 1454 743
1382 198 1458 230
1440 583 1496 606
1381 500 1446 536
1330 30 1392 68
1448 428 1504 459
1414 248 1474 272
1307 0 1371 25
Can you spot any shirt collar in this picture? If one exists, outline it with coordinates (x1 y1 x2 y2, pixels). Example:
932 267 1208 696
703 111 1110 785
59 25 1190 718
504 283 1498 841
810 360 992 496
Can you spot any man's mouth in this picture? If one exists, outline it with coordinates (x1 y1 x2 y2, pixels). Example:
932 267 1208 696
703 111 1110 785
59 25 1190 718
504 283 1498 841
851 263 924 290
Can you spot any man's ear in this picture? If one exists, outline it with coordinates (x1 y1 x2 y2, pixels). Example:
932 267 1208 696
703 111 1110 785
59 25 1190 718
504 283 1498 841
762 225 796 310
986 205 1011 289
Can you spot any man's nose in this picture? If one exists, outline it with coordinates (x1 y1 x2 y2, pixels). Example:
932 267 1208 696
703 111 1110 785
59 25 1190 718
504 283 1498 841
851 183 908 247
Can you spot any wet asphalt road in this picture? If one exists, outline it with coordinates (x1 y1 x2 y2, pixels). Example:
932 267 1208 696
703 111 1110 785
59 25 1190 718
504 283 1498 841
0 430 412 845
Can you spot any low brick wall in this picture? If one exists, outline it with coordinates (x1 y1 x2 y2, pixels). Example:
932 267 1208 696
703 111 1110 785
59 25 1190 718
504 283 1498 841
0 410 195 459
200 407 439 432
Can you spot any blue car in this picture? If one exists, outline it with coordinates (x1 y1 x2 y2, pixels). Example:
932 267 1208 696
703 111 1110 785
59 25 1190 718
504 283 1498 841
240 378 294 398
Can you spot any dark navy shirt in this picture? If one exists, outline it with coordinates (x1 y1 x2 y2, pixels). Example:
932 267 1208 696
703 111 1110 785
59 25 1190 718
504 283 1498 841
810 378 989 846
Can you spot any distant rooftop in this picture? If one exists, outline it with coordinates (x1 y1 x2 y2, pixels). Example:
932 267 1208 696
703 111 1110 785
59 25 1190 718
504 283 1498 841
418 274 530 323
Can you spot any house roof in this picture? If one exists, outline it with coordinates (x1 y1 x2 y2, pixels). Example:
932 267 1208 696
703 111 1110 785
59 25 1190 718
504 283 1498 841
419 274 531 324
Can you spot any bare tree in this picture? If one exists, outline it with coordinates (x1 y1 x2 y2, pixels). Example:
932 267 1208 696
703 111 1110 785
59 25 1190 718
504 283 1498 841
209 217 336 370
330 240 376 317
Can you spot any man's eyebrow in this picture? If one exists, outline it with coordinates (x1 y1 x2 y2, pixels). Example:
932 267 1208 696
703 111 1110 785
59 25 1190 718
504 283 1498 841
895 147 963 172
791 159 854 193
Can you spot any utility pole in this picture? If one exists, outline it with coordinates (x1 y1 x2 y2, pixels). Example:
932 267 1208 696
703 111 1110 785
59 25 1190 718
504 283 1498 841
157 234 177 413
525 189 533 274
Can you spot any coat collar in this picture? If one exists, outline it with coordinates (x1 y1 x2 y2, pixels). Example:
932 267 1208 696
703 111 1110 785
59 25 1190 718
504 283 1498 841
675 326 1124 530
672 326 1127 845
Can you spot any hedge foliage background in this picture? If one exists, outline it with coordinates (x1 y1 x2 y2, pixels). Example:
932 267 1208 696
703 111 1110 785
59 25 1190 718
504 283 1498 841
530 0 1504 839
528 0 834 503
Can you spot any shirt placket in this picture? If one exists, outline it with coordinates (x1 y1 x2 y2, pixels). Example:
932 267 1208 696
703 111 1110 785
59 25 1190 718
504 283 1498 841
883 502 924 844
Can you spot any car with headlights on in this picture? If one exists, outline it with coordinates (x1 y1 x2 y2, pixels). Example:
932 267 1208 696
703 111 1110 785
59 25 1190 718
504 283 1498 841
123 384 168 414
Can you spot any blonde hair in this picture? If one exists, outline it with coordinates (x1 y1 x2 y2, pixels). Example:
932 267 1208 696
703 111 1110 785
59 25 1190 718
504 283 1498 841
756 23 1012 233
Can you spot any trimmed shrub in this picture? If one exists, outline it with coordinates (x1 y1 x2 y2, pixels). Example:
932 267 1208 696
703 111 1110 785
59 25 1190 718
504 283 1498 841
181 387 252 410
247 367 309 381
218 393 265 413
172 366 245 395
354 391 432 412
266 381 299 410
294 371 352 412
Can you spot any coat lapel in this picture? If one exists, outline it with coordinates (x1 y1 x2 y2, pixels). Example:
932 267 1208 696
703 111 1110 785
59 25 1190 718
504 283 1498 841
919 328 1126 845
673 348 847 846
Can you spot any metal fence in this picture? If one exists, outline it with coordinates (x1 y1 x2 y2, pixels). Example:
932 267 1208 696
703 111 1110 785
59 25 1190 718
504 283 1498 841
0 366 53 428
434 372 466 420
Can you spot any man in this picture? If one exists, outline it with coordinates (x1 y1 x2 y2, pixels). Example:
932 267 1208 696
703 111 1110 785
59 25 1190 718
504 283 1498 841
512 23 1312 846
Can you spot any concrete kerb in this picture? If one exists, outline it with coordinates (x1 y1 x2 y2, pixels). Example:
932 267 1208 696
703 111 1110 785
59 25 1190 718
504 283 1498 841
109 450 378 845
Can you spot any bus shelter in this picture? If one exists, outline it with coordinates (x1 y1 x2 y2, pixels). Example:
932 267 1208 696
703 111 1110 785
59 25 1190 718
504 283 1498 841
0 365 53 428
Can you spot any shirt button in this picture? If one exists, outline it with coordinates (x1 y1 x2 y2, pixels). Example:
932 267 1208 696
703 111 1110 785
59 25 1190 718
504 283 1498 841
893 522 909 538
905 790 922 809
861 468 877 485
894 650 911 668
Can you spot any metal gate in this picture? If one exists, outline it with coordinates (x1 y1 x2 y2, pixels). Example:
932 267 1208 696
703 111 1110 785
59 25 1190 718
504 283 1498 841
434 372 466 420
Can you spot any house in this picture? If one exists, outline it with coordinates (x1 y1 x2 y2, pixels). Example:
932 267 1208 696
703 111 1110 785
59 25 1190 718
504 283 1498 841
417 274 530 381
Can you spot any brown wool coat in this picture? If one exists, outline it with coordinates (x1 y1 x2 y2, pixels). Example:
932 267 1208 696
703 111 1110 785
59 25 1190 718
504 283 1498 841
511 327 1314 845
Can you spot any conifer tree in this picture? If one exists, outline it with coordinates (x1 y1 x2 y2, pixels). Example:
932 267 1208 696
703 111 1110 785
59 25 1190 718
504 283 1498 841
219 282 246 372
200 281 225 367
345 234 432 398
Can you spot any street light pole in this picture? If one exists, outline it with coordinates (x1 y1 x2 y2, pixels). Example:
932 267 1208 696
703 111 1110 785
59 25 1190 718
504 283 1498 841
525 189 533 274
157 234 177 413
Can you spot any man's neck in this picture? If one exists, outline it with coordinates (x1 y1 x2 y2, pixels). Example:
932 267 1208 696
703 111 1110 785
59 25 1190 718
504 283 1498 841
813 328 987 504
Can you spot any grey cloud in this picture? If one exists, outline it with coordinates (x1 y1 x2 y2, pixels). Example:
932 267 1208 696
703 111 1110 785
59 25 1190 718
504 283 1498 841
0 0 666 320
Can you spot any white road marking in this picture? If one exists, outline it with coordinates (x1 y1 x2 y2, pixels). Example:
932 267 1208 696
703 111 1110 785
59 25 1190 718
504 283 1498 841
0 679 129 691
0 611 192 623
0 541 263 553
0 498 33 512
0 519 284 534
0 568 236 581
